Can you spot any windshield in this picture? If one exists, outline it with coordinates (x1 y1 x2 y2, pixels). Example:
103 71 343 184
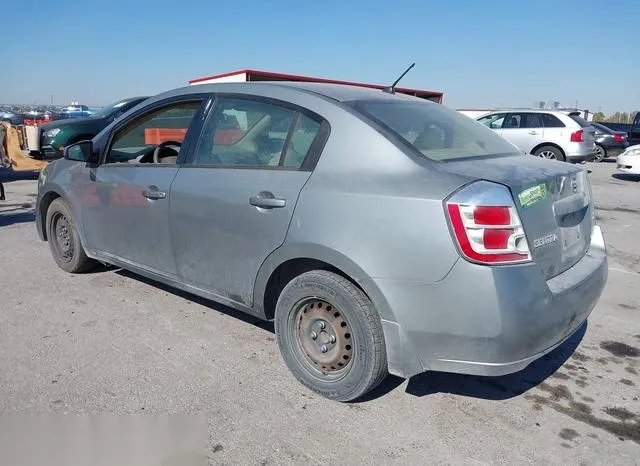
89 100 132 119
349 99 518 161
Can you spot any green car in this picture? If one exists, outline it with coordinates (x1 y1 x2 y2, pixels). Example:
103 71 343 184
34 96 148 159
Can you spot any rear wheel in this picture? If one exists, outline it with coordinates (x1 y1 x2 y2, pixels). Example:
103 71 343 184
274 270 388 402
533 145 565 162
593 144 606 162
46 198 96 273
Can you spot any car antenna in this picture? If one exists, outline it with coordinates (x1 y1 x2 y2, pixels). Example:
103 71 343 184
382 63 415 94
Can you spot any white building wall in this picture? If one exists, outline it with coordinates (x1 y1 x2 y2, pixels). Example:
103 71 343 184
189 72 248 85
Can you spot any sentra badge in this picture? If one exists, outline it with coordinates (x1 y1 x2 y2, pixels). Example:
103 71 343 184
533 233 558 248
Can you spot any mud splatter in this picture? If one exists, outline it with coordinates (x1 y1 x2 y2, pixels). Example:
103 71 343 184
603 407 637 422
626 367 638 375
571 352 591 362
619 303 637 310
552 372 570 380
620 379 635 386
537 383 573 401
524 394 640 444
561 442 572 448
582 396 595 403
559 428 580 441
563 363 578 371
570 402 592 415
600 341 640 358
575 379 589 388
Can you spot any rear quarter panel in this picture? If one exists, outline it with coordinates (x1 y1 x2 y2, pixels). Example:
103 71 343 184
276 104 466 318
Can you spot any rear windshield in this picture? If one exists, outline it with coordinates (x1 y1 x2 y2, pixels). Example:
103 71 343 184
348 99 518 161
568 113 590 127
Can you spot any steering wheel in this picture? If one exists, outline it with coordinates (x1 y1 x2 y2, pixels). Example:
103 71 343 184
152 140 182 164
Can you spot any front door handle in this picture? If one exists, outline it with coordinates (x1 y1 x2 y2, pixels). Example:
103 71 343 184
249 195 286 209
528 131 539 135
142 186 166 200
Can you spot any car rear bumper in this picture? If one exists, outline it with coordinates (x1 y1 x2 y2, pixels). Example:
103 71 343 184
565 142 597 163
376 225 608 378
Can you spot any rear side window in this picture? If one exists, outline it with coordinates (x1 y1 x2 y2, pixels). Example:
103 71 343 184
522 113 543 128
194 98 322 169
350 100 517 161
540 113 565 128
567 113 590 128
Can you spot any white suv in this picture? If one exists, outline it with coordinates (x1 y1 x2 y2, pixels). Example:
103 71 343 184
477 110 596 163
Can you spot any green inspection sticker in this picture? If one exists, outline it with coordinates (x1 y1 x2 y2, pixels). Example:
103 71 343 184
518 183 547 208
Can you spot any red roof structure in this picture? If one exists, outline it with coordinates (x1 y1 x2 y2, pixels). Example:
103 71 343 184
188 69 443 103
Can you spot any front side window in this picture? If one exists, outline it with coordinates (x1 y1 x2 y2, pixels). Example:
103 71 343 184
194 98 321 168
105 101 202 164
350 99 517 161
477 113 506 129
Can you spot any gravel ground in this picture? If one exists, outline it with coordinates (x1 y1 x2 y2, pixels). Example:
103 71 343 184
0 160 638 465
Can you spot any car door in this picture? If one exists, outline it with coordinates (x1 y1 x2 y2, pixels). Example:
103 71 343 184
169 95 329 307
629 112 640 146
501 112 543 153
82 98 205 276
477 112 507 138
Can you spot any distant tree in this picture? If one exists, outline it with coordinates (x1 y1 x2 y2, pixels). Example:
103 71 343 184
620 112 630 123
606 112 622 123
631 111 638 123
592 112 606 122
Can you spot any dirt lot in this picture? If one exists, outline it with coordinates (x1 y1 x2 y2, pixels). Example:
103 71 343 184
0 161 638 465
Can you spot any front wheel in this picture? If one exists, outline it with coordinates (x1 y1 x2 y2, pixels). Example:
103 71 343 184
274 270 388 402
46 198 96 273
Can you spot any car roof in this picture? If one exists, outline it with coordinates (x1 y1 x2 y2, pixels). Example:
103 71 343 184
152 81 421 104
481 108 575 115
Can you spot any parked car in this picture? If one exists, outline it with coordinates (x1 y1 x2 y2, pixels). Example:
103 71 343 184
617 144 640 175
590 122 629 162
35 83 607 401
0 110 25 125
628 111 640 146
597 122 632 133
33 96 148 159
477 109 596 163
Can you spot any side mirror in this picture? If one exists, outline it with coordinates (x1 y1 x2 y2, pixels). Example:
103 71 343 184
63 140 95 162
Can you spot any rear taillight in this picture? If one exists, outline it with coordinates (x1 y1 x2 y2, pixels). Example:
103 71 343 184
613 134 625 142
570 130 584 142
445 182 531 265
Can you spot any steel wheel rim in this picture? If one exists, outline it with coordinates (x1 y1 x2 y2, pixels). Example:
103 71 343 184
52 212 74 263
538 150 557 160
290 298 354 381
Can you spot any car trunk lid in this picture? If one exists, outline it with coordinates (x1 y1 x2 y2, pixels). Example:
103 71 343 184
437 155 593 280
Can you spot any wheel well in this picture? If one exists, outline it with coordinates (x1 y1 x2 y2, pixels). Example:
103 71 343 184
530 142 565 156
39 192 61 240
262 258 366 320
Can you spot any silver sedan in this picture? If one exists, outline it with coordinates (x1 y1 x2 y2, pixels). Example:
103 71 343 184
35 82 607 401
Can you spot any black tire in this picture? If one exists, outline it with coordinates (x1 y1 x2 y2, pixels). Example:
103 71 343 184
274 270 387 402
46 198 96 273
593 144 606 162
533 145 565 162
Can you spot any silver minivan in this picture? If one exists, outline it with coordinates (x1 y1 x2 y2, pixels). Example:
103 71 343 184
477 109 596 163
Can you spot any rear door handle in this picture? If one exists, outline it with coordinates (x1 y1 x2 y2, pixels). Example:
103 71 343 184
249 196 286 209
142 186 166 200
528 131 539 135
